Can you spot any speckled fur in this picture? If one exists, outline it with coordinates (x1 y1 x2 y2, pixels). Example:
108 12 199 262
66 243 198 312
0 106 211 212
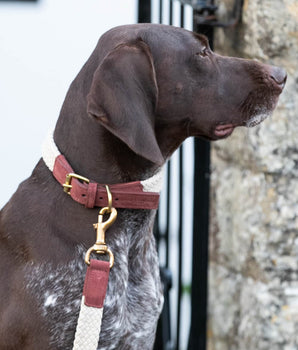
25 210 163 349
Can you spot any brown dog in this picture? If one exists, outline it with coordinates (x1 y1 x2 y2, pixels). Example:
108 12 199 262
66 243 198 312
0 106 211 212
0 24 286 349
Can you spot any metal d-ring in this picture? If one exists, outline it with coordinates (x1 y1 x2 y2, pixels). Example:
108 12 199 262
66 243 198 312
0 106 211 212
105 185 113 213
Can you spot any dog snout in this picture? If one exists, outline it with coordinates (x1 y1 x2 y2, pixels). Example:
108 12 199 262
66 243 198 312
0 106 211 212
269 66 287 90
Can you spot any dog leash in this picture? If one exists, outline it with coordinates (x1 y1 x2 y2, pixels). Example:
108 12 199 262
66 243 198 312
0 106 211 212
73 200 117 350
42 131 163 349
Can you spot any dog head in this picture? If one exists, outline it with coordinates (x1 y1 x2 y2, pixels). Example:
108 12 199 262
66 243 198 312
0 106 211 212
87 24 286 165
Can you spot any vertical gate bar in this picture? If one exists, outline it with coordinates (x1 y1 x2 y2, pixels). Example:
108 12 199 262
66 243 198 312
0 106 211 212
176 6 185 349
188 139 210 350
153 215 160 253
180 3 184 27
159 0 171 271
165 161 171 268
169 0 173 25
138 0 151 23
159 0 163 24
188 8 214 350
138 1 170 347
160 3 172 348
176 146 184 350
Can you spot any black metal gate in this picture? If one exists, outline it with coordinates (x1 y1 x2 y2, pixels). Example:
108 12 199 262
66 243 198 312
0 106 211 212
138 1 213 349
138 1 243 349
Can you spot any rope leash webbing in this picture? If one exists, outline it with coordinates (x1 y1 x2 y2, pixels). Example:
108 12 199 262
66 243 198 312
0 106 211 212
73 260 110 350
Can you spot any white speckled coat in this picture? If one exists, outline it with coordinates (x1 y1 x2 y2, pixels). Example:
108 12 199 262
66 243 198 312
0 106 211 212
25 209 163 349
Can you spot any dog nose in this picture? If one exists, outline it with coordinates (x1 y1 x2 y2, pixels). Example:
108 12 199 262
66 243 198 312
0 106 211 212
269 66 287 89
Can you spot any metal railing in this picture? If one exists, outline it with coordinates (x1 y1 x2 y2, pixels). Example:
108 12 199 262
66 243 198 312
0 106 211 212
138 1 213 349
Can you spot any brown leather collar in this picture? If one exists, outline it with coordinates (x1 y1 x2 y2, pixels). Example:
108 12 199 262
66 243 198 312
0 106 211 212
42 132 162 209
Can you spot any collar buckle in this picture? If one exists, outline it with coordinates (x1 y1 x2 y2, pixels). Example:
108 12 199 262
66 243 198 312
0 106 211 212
63 173 90 194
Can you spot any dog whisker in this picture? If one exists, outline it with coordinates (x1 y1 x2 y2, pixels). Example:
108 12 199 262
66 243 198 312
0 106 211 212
245 112 270 128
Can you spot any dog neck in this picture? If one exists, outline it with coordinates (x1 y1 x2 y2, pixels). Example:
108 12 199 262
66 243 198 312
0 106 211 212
53 111 165 184
42 131 163 209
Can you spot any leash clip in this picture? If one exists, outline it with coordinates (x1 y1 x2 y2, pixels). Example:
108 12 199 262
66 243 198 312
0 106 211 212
85 205 117 268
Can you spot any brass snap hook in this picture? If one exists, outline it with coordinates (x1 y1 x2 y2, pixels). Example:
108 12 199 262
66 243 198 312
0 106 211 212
84 206 117 268
98 206 118 231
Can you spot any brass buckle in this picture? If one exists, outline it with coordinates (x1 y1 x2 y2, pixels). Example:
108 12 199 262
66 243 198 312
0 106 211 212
63 173 90 195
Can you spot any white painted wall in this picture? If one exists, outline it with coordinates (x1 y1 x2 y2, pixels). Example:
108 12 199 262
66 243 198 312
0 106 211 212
0 0 136 208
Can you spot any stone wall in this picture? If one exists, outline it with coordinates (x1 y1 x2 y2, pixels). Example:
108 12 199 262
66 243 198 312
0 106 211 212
208 1 298 349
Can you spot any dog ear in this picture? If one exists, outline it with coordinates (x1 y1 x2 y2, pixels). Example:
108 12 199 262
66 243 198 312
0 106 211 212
87 40 164 166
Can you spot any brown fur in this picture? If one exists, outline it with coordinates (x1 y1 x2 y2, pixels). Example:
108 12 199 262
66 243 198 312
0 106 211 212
0 24 286 349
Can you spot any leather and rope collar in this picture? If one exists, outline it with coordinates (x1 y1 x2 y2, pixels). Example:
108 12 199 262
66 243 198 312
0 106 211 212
42 132 163 209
